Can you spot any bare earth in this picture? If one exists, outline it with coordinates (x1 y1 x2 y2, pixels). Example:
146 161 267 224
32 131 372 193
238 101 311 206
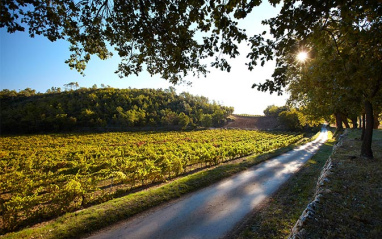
224 115 279 130
86 128 328 239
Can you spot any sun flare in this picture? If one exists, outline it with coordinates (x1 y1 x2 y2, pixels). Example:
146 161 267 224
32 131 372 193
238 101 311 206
296 51 308 62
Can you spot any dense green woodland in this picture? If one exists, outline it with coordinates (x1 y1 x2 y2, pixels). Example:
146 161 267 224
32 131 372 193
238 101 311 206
0 87 234 133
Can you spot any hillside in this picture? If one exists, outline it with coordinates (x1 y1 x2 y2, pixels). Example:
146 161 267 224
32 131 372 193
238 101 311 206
225 115 280 130
0 87 233 134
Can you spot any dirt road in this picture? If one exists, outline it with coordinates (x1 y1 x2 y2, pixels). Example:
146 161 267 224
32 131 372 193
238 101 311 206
86 128 328 239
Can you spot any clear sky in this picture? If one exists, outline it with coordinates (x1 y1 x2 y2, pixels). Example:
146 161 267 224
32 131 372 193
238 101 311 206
0 2 288 115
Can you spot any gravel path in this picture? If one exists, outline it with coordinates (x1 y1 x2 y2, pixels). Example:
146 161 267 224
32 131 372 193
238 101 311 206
86 128 328 239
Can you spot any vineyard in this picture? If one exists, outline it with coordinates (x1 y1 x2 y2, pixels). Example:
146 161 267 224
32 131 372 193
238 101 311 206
0 129 303 233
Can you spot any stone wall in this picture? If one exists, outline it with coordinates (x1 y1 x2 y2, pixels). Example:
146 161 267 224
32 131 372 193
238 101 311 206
288 130 348 238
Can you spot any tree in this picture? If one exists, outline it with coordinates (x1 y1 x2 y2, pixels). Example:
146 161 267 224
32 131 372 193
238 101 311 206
64 82 79 91
1 0 254 83
212 109 226 126
286 36 363 131
3 1 380 157
160 109 178 126
263 105 288 117
201 114 213 128
125 109 139 127
278 109 303 131
178 112 190 129
19 88 36 97
250 0 382 159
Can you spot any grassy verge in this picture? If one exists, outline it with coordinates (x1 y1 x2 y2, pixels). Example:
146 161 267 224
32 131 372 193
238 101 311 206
231 130 335 238
302 129 382 238
233 129 382 239
1 134 315 239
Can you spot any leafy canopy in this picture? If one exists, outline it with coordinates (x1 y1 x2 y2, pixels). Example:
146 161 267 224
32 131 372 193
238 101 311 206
1 0 271 83
250 0 382 95
254 0 381 159
2 0 380 96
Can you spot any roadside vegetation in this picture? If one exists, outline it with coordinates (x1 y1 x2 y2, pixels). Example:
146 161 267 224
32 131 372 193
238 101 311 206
302 129 382 238
228 129 335 238
234 129 382 238
0 131 314 239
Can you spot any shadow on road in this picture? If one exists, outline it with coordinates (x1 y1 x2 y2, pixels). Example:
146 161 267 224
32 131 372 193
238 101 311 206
87 128 328 239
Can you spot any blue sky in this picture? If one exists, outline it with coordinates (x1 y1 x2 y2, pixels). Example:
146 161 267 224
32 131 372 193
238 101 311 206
0 2 288 115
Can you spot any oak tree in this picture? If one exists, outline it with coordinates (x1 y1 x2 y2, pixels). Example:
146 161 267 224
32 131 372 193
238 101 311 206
251 0 382 159
1 0 257 83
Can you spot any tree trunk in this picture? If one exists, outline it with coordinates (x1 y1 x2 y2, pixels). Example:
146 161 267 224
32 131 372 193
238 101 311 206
351 117 358 129
361 100 374 159
361 113 366 140
335 112 343 130
358 116 362 129
374 112 380 129
342 118 350 129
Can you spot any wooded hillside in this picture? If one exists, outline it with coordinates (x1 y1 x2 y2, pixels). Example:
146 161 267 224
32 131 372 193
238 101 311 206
0 87 234 133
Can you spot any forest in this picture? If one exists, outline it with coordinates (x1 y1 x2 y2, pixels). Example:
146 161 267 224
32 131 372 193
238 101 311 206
0 86 234 134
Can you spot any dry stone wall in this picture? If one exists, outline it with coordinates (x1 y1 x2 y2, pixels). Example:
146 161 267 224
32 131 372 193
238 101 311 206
288 130 348 238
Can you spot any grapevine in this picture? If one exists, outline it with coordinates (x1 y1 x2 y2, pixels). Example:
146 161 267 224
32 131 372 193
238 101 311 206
0 129 303 233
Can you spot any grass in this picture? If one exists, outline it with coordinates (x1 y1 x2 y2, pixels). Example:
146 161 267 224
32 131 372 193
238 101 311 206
302 129 382 238
232 129 382 239
1 134 316 239
229 130 335 239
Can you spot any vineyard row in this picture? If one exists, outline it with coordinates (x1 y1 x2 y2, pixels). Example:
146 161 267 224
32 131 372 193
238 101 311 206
0 129 303 232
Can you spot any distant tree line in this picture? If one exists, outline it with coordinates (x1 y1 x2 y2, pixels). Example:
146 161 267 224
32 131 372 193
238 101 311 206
263 105 320 131
0 86 234 134
264 104 381 132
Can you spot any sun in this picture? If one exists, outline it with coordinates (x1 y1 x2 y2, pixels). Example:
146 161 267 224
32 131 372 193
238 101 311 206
296 51 308 62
